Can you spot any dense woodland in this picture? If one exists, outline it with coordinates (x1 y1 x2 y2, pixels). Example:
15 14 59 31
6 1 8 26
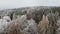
0 6 60 34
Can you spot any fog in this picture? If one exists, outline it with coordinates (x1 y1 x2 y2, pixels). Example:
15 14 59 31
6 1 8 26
0 0 60 9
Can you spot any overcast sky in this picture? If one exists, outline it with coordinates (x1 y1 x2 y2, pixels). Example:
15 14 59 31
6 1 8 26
0 0 60 9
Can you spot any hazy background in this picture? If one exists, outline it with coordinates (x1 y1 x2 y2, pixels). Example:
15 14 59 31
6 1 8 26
0 0 60 9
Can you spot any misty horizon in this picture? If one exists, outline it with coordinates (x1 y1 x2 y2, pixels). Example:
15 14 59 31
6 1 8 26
0 0 60 10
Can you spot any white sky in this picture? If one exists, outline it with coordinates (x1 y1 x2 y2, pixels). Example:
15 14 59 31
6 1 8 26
0 0 60 9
